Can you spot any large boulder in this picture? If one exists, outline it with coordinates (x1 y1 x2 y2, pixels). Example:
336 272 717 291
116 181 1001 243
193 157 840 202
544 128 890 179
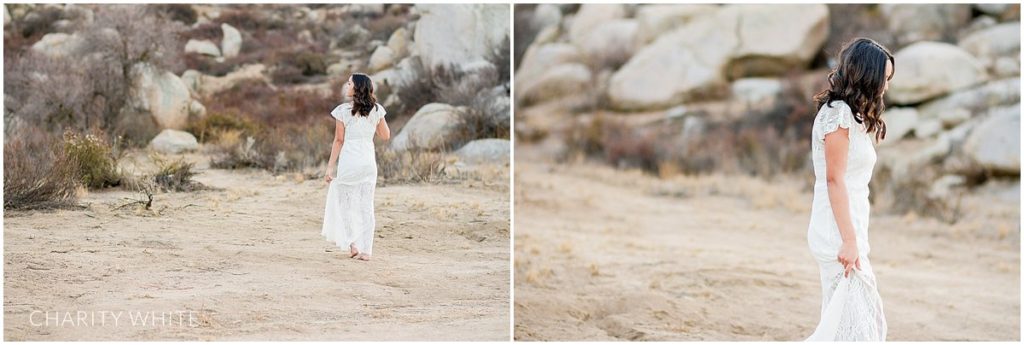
454 138 510 165
185 39 220 57
515 43 591 105
371 55 423 92
129 63 193 130
606 4 827 111
516 43 583 81
30 33 86 58
576 19 638 69
607 10 737 110
220 23 242 58
635 4 718 45
516 63 592 106
880 4 972 43
391 103 465 151
149 129 199 154
386 27 409 58
887 42 988 105
917 77 1020 120
531 4 562 32
725 4 829 78
880 107 919 144
568 4 626 45
193 64 272 97
730 77 782 110
962 104 1020 173
958 23 1021 75
368 46 396 72
413 4 509 72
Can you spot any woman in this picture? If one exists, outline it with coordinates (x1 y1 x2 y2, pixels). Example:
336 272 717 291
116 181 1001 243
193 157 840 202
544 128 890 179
805 37 893 341
321 73 390 261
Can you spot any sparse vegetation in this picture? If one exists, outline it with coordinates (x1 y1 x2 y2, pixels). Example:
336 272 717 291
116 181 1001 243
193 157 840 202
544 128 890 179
376 148 448 183
62 130 125 189
3 127 81 210
151 154 205 192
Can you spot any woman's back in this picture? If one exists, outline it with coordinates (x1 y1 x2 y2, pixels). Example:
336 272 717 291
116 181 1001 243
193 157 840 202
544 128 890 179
331 102 386 143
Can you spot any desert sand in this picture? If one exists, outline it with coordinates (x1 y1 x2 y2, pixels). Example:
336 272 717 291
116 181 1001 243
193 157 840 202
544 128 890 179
514 159 1019 341
4 151 510 341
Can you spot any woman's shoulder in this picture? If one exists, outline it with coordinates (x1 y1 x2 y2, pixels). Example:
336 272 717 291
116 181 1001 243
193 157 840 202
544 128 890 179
819 99 852 114
330 102 352 120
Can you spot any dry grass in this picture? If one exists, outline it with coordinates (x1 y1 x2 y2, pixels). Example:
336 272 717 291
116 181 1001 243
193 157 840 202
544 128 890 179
62 130 125 189
151 154 205 192
376 148 448 183
3 127 81 210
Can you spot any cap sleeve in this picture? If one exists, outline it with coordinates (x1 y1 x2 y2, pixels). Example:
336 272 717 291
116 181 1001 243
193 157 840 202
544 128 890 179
330 103 351 124
817 100 854 142
375 103 387 122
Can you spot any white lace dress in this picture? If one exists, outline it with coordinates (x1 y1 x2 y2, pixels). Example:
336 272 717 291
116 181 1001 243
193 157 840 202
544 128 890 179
805 99 887 341
321 102 386 256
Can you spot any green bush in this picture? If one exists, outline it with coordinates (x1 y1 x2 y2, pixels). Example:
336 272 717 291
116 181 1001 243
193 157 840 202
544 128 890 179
62 131 123 189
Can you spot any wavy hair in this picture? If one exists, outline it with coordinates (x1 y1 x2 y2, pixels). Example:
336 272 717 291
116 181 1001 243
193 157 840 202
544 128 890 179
813 37 894 141
350 73 377 117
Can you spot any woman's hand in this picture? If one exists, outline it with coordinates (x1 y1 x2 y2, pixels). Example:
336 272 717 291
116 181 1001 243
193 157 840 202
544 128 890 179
837 240 861 278
324 170 334 184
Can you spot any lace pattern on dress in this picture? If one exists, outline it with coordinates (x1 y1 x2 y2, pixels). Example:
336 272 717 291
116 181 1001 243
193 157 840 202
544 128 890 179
813 101 856 152
819 268 887 340
321 180 376 255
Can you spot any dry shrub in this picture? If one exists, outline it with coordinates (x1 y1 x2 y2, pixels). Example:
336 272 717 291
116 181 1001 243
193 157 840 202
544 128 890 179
62 130 125 189
151 154 204 192
5 5 187 146
208 121 333 173
270 50 330 84
205 79 341 125
3 127 81 210
186 111 264 143
200 79 339 173
210 131 264 170
11 5 65 39
151 4 198 25
217 5 287 32
376 148 447 184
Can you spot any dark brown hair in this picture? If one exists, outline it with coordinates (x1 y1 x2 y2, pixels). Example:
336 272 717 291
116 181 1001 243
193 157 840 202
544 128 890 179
350 73 377 117
813 37 894 141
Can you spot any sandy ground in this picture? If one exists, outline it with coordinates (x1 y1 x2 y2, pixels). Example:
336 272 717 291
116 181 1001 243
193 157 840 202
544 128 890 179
4 150 510 341
513 158 1019 341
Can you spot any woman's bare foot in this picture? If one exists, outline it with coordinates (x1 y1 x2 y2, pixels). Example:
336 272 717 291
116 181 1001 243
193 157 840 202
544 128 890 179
349 244 359 258
355 254 370 261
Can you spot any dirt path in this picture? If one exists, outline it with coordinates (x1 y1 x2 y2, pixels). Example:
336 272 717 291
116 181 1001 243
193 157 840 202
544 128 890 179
4 152 509 340
514 160 1019 341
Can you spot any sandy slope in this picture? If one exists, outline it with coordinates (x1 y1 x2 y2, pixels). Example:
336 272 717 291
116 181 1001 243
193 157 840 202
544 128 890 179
513 160 1019 341
4 151 509 341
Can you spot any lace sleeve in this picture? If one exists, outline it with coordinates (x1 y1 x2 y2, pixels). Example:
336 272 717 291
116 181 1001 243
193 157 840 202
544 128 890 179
330 103 351 125
817 101 854 142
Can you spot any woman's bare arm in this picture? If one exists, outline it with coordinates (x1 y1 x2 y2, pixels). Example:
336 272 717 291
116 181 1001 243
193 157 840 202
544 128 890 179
824 126 861 276
375 117 391 141
325 120 346 182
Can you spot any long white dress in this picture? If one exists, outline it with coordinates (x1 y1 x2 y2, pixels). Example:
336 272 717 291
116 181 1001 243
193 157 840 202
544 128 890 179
321 102 386 256
805 99 887 341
